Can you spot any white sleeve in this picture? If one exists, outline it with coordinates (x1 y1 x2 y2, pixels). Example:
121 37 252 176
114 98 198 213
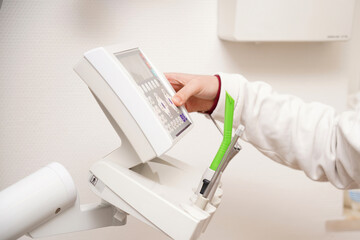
211 73 360 189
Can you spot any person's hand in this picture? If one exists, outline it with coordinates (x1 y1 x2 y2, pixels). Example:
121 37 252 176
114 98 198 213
164 73 219 113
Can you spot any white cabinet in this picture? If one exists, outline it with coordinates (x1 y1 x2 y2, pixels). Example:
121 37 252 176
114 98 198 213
218 0 356 42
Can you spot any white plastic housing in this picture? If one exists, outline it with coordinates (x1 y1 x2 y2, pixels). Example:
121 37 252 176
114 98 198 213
218 0 356 42
0 163 77 240
73 45 219 239
89 154 221 240
74 46 192 164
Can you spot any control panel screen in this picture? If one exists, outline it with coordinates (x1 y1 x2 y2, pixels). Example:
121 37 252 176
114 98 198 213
115 49 191 139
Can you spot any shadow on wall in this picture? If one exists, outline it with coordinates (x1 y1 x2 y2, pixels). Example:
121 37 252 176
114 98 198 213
219 40 345 78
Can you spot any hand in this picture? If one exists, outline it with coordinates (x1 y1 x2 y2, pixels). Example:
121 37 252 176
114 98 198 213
164 73 219 112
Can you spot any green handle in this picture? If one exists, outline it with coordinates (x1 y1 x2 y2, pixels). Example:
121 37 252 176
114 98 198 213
209 92 234 171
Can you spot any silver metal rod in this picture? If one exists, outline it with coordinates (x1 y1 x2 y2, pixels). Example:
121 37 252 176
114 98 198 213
202 125 244 199
218 126 244 174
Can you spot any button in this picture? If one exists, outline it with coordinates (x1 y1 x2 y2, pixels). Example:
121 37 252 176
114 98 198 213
147 84 152 92
147 96 154 105
152 81 157 88
161 116 166 124
151 69 157 77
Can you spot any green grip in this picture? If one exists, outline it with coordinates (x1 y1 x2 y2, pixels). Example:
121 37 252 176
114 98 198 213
210 92 234 171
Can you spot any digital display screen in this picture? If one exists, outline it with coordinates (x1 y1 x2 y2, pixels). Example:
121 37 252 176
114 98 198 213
117 52 153 84
115 49 191 139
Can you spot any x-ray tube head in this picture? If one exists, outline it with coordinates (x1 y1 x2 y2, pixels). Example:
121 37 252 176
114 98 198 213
0 163 77 240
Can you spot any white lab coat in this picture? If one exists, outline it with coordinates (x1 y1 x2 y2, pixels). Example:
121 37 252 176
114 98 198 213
211 73 360 189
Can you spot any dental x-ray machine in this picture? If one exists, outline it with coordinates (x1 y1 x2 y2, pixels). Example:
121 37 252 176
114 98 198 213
0 45 234 240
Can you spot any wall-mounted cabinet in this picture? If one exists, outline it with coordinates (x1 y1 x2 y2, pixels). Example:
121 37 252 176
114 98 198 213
218 0 356 42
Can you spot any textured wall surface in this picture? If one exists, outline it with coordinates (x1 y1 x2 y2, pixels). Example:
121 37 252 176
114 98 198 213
1 1 360 239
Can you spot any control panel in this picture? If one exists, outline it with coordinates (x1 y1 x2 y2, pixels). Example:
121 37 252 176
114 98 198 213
116 49 191 139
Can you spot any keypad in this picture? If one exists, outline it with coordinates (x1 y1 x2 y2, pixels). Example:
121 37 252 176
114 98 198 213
116 49 191 139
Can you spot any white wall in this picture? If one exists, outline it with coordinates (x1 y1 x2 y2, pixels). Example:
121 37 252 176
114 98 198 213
0 0 359 239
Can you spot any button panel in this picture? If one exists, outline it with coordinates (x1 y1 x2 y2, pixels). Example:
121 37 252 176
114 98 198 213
115 49 191 139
